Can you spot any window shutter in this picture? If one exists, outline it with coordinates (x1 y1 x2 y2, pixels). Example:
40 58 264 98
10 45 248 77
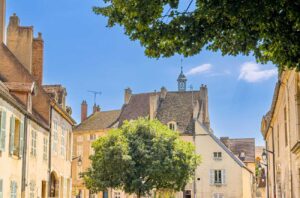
210 169 214 185
222 169 226 184
9 116 15 155
0 179 3 198
19 122 24 158
0 111 6 151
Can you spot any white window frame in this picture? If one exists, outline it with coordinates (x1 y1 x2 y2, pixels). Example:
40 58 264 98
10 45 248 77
90 134 96 141
43 136 48 161
213 193 224 198
213 152 222 160
0 110 7 152
168 121 177 131
114 191 121 198
210 169 226 185
31 130 37 156
10 181 17 198
61 127 66 157
52 120 58 153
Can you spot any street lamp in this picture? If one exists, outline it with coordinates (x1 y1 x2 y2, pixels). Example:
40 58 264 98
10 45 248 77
72 156 82 166
261 148 275 198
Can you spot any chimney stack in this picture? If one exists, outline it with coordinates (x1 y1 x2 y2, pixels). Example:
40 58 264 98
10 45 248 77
93 104 100 114
0 0 5 43
160 86 167 99
124 87 132 104
199 84 210 129
32 32 44 85
7 13 33 72
81 100 87 122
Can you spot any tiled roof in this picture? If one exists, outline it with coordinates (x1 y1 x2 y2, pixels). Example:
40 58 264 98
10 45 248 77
118 93 155 125
118 91 201 133
156 91 200 133
74 110 121 131
220 137 255 163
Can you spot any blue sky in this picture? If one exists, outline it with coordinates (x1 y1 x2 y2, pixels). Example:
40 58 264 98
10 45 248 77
6 0 278 145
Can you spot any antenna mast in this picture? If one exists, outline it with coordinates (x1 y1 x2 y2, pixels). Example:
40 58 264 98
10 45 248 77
88 90 102 105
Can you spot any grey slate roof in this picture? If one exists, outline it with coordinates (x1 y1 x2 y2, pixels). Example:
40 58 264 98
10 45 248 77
118 91 201 133
220 137 255 163
74 110 120 132
156 91 200 133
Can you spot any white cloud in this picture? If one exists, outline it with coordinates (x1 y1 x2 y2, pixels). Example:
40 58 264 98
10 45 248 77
186 64 212 76
238 62 277 83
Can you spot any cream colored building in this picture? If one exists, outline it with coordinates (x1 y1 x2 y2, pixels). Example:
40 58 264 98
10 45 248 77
0 0 76 197
72 101 120 198
72 68 255 198
261 69 300 198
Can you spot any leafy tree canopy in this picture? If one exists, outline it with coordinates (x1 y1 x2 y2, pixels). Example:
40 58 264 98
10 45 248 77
94 0 300 70
83 118 200 197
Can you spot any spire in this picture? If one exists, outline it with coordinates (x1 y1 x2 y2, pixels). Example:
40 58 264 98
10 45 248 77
177 60 187 92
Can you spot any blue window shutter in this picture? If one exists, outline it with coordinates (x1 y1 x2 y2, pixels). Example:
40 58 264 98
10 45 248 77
210 169 214 185
9 116 15 155
0 179 3 198
222 169 226 184
19 122 24 158
0 111 6 151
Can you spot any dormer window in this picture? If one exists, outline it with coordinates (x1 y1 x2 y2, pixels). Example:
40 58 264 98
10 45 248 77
239 151 246 161
168 121 177 131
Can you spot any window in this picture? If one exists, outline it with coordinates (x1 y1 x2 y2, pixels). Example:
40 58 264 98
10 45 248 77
90 134 96 141
114 192 121 198
29 180 35 198
77 135 83 142
0 179 3 198
210 169 226 185
284 107 288 147
213 152 222 160
168 122 177 131
43 137 48 161
61 128 66 157
9 116 24 157
52 120 58 153
213 193 224 198
10 181 17 198
184 190 191 198
0 110 7 151
31 130 37 156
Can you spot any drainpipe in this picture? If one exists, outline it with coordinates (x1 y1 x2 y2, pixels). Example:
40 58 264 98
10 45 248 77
270 126 276 198
21 115 28 198
48 106 53 196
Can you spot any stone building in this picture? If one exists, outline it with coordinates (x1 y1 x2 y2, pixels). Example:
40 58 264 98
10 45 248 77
261 69 300 198
72 67 255 198
0 0 75 197
72 102 120 197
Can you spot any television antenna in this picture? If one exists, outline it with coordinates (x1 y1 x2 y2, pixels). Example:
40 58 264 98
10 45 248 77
88 90 102 105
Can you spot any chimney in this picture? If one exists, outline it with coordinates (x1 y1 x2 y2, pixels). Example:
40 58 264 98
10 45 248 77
81 100 87 122
32 32 44 85
124 87 132 104
199 84 210 129
0 0 5 43
93 104 100 114
149 94 158 120
160 86 167 99
7 13 33 72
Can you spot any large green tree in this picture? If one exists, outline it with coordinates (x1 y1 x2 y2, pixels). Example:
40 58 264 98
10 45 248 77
83 118 200 197
94 0 299 70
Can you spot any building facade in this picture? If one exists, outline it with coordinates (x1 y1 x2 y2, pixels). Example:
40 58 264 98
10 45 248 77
72 68 255 198
261 69 300 198
0 0 75 197
72 101 120 198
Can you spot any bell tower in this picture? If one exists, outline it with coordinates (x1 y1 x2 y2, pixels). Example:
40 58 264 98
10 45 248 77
177 66 187 92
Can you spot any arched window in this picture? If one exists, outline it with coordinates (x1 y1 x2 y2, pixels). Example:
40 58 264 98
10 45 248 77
168 121 177 131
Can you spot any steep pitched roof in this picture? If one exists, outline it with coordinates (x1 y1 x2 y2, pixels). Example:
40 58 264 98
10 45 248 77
156 91 200 133
220 138 255 163
74 110 120 132
118 93 155 124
